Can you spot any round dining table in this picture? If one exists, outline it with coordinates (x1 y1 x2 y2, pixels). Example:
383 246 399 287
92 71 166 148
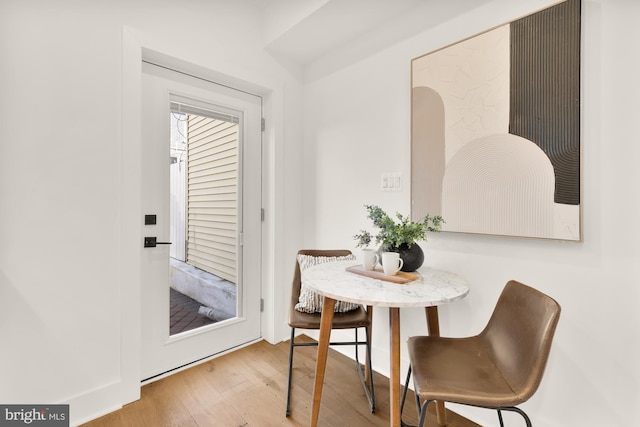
301 260 469 427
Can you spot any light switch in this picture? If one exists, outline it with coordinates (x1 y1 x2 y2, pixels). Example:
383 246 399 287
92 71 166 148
381 173 402 191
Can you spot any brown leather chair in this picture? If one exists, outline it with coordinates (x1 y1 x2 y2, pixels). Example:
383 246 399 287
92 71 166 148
401 280 561 427
285 249 375 416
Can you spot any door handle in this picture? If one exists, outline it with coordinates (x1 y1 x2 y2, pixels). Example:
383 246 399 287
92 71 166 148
144 237 172 248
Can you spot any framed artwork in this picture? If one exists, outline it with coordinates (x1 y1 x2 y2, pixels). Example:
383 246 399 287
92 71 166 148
411 0 581 241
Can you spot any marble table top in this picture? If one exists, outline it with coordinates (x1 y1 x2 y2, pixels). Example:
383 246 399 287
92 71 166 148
302 260 469 308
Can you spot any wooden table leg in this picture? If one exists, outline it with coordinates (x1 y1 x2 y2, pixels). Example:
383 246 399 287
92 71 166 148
425 306 440 336
425 306 446 426
311 297 336 427
389 307 401 427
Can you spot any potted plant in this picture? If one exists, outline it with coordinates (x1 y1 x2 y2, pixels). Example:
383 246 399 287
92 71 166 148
353 204 444 272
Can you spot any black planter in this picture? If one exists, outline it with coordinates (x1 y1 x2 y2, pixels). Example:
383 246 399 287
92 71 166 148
379 243 424 272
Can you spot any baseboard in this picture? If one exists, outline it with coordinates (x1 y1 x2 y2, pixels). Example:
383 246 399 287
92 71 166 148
65 380 128 426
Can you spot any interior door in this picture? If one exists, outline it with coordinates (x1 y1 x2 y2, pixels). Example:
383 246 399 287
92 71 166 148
141 61 262 381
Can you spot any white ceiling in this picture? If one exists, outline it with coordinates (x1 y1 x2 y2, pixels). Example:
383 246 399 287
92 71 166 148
245 0 495 73
242 0 281 11
263 0 425 65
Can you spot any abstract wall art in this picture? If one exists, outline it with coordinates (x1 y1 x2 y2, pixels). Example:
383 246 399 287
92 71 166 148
411 0 581 241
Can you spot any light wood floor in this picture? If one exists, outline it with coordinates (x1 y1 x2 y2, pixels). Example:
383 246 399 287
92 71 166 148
82 336 481 427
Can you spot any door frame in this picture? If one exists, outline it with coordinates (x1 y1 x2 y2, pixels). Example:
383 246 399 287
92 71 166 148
120 28 286 407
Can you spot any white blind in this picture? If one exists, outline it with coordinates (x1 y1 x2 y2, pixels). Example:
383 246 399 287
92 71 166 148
170 100 239 124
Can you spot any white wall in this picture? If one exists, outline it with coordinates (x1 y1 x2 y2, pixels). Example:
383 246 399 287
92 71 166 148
0 0 304 424
303 0 640 426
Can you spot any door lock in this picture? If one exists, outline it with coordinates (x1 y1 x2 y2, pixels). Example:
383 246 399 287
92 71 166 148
144 237 172 248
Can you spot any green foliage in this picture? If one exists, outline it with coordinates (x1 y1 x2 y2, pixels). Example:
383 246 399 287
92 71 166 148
353 204 444 249
353 229 373 248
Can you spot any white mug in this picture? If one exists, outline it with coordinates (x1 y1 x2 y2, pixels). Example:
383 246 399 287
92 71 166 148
381 252 403 276
362 249 380 271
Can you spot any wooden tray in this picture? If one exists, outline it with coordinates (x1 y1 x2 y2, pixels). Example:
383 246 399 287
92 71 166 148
345 265 419 284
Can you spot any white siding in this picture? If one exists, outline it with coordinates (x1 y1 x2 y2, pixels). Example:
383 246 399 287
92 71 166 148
186 115 238 283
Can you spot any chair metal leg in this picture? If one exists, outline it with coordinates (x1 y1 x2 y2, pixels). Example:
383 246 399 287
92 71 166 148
365 326 375 412
498 408 505 427
399 365 415 427
399 365 431 427
354 327 376 413
285 327 296 417
400 365 411 416
496 407 533 427
417 399 433 427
